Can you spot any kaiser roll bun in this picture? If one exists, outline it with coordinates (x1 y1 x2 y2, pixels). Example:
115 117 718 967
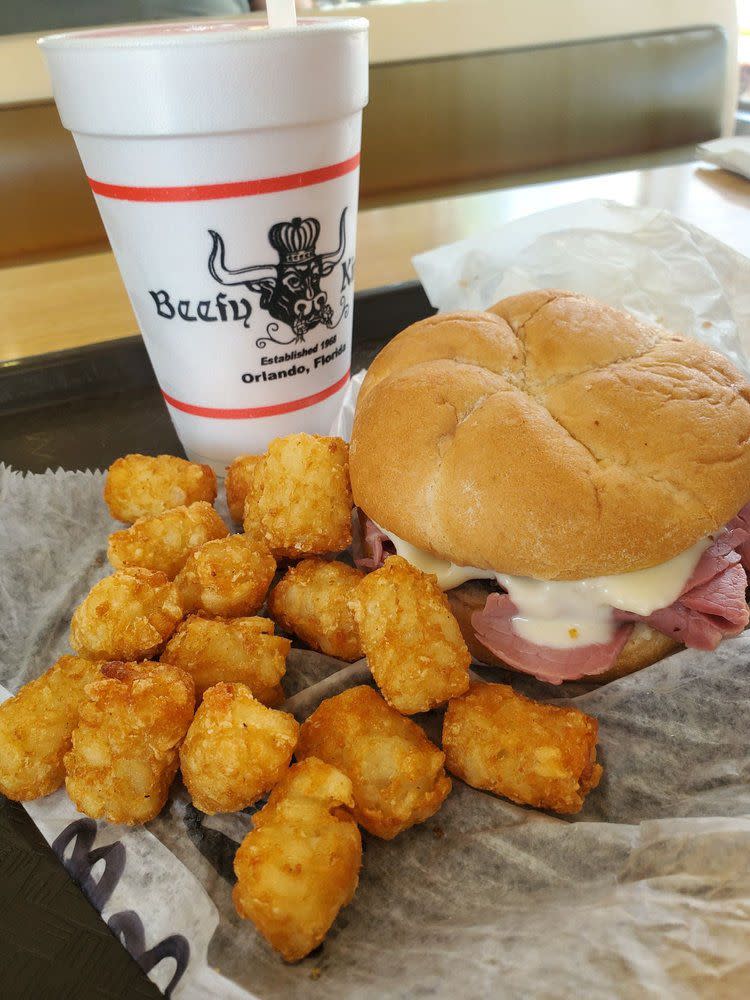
349 290 750 579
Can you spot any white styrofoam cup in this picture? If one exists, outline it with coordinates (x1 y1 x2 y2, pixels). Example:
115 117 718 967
39 17 369 473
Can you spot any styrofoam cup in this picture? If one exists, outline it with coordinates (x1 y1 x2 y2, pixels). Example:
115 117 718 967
39 17 369 474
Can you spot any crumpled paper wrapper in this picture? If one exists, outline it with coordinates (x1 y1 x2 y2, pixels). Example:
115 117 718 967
3 201 750 998
697 137 750 183
412 198 750 375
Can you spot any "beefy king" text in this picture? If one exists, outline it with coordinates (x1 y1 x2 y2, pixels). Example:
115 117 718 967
149 290 252 328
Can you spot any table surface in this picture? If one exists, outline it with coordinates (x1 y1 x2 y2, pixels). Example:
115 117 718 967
2 161 750 364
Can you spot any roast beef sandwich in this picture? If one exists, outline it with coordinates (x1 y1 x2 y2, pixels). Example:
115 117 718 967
349 290 750 684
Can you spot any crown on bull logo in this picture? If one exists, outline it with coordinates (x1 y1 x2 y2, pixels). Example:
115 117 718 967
268 216 320 264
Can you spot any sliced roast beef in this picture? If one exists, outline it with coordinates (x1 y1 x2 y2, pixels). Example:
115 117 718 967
467 511 750 680
353 514 394 571
638 604 732 652
612 546 750 650
634 533 749 650
725 501 750 551
472 593 633 684
632 563 749 651
684 537 741 591
681 562 749 624
355 501 750 681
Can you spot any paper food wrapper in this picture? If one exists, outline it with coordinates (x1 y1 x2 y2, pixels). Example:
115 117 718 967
413 198 750 375
3 200 750 998
697 136 750 183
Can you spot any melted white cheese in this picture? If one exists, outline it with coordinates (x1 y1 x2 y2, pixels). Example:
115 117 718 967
377 524 710 649
382 531 495 590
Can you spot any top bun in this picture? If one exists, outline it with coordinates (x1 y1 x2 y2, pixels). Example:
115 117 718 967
350 290 750 579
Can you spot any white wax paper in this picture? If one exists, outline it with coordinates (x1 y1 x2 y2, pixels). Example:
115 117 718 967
697 137 750 182
330 368 366 440
3 201 750 998
2 461 750 999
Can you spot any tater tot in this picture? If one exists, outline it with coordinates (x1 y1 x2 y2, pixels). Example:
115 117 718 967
255 434 352 558
175 535 276 617
64 660 194 825
107 501 229 578
233 758 361 962
70 567 183 661
104 454 217 523
243 495 286 562
442 681 602 814
351 556 470 714
297 686 451 839
0 656 104 801
242 491 263 540
161 614 288 704
180 683 298 814
226 454 262 524
268 559 364 661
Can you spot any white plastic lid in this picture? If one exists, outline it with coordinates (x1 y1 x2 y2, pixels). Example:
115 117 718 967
38 17 369 137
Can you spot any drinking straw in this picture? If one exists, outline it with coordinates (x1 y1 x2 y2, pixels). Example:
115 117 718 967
267 0 298 29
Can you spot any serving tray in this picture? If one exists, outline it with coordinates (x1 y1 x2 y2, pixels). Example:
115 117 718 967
0 280 433 1000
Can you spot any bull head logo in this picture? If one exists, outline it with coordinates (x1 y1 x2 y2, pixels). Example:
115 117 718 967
208 209 348 345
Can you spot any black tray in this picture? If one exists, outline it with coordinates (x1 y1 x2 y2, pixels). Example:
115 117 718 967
0 281 434 1000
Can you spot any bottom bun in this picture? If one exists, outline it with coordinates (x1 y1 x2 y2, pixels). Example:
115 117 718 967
447 581 681 684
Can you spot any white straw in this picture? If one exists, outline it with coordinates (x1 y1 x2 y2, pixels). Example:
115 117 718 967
267 0 298 29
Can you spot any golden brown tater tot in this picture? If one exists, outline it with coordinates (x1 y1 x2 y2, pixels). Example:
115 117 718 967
442 680 602 814
297 685 451 838
104 454 216 522
268 558 363 661
0 656 103 801
64 661 194 825
161 614 288 704
226 454 262 525
352 556 470 713
180 683 298 814
70 568 183 661
255 434 352 558
175 535 275 618
108 501 228 578
233 758 361 962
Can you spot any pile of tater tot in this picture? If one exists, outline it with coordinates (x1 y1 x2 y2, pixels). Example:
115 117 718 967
0 437 603 964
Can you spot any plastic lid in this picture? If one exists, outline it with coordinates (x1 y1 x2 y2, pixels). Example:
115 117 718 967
39 17 369 137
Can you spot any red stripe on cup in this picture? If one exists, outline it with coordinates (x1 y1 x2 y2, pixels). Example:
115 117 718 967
162 369 350 419
88 154 360 202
